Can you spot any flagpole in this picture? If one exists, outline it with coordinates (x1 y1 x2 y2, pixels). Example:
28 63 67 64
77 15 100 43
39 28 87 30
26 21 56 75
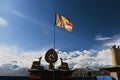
53 25 55 80
54 13 57 50
54 25 56 50
53 13 56 80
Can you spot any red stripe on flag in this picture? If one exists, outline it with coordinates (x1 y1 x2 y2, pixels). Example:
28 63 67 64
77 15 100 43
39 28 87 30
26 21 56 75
66 22 73 27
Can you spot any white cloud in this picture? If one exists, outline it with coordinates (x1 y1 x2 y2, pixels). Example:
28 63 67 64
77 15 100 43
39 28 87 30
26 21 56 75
1 34 120 76
95 35 111 41
57 49 111 70
0 17 8 27
0 46 112 76
0 46 48 76
12 10 23 17
103 36 120 47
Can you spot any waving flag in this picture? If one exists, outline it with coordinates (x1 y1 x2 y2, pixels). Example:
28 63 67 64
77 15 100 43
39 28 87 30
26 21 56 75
55 14 73 32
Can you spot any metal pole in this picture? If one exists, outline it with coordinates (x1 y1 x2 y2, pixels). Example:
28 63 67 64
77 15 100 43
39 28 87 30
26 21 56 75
53 13 57 80
53 13 56 79
54 13 57 50
53 25 55 80
54 25 56 50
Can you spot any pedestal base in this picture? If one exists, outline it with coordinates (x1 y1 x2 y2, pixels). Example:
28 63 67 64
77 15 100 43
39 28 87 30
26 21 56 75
29 69 73 80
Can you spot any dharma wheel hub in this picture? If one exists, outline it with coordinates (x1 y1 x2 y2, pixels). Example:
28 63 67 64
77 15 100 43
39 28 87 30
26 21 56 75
45 49 58 69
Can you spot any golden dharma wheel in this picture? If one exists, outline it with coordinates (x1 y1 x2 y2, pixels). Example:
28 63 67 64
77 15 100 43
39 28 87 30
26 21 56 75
45 49 58 63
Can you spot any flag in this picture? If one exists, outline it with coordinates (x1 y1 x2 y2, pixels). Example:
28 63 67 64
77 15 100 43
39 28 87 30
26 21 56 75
55 14 73 32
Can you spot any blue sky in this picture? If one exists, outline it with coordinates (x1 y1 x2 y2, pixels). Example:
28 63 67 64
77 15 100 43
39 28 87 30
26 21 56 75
0 0 120 75
0 0 120 52
0 0 119 52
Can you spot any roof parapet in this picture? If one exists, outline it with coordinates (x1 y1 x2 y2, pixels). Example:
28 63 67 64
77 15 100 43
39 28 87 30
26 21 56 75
112 45 120 50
